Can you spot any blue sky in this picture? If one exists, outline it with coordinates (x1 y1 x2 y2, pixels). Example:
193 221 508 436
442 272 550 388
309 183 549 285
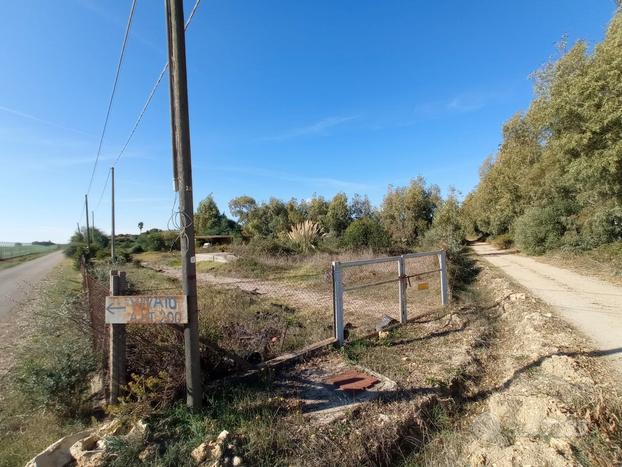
0 1 616 243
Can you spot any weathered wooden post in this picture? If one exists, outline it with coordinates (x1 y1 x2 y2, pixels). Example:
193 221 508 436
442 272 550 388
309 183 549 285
109 270 127 404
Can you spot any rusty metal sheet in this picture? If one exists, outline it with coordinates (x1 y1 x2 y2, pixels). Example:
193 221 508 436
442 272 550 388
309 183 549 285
105 295 187 324
324 370 380 392
417 282 429 290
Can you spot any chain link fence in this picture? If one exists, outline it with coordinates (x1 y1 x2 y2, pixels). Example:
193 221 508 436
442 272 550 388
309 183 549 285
0 242 57 259
77 250 448 392
333 251 448 343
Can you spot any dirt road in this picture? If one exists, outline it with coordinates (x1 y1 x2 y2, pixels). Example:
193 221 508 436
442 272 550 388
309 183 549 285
472 242 622 374
0 250 64 322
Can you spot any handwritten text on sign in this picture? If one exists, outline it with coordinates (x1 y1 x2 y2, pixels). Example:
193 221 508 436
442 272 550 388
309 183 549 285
105 295 188 324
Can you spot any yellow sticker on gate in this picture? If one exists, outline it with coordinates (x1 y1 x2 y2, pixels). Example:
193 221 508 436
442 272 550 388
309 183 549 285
417 282 429 290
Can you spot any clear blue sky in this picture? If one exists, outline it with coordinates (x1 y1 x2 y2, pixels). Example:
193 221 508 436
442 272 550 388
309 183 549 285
0 1 617 243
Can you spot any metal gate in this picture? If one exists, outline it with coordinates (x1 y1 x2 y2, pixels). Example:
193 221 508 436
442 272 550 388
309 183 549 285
332 250 449 344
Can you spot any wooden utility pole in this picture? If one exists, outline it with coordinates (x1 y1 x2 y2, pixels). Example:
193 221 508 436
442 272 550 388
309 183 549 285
111 167 116 262
85 194 91 249
109 270 126 403
165 0 202 409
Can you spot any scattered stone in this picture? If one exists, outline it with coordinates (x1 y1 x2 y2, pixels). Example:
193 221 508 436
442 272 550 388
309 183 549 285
378 330 390 339
376 314 399 332
191 442 209 464
26 429 95 467
509 292 526 301
401 356 410 361
232 455 243 466
69 434 105 467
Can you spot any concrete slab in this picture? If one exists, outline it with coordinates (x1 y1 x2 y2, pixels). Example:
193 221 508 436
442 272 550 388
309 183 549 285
195 252 237 263
275 354 397 424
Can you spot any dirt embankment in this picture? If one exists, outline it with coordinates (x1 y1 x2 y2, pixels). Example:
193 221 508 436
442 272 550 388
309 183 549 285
416 263 622 466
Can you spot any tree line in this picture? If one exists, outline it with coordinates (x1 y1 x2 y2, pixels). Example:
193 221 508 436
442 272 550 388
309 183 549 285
463 12 622 254
193 175 463 255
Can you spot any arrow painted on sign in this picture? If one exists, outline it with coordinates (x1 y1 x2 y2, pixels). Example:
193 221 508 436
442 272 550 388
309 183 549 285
106 304 126 314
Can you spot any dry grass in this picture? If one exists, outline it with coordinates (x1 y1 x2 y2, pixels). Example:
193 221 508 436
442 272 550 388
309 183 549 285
537 241 622 286
0 260 92 467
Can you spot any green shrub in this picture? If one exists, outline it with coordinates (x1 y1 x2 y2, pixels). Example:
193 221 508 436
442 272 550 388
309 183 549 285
341 217 391 252
514 205 568 255
491 234 513 250
15 339 96 417
247 237 295 256
422 197 465 253
580 205 622 249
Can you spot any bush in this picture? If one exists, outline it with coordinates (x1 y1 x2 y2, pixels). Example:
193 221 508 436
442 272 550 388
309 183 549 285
246 237 296 257
341 217 391 253
15 339 96 417
580 205 622 249
287 220 322 253
491 234 513 250
514 205 568 255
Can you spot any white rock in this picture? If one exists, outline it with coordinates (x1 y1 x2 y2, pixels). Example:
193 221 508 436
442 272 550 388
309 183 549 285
191 442 208 464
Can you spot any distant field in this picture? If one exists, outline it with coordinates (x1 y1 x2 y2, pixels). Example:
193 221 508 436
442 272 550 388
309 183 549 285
0 242 58 260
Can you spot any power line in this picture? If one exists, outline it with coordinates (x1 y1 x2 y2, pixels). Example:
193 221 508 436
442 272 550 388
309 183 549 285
92 0 202 217
94 167 112 212
86 0 138 197
112 0 201 168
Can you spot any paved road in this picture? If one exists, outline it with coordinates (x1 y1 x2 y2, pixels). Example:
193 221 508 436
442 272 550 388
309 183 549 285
0 250 65 321
473 242 622 373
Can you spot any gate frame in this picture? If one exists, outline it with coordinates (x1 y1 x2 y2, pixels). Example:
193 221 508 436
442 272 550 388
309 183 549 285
332 250 449 345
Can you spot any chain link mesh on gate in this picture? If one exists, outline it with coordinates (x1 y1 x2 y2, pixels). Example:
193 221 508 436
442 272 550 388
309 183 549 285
334 251 447 341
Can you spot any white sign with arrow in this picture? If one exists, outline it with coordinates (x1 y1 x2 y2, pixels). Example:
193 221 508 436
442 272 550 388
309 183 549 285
105 295 188 324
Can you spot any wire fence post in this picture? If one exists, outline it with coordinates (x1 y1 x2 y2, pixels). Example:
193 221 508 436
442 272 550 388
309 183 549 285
109 270 127 404
332 261 345 345
398 256 407 323
438 250 449 305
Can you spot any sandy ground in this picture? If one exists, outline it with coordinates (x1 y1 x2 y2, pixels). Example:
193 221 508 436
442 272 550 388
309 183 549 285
472 242 622 375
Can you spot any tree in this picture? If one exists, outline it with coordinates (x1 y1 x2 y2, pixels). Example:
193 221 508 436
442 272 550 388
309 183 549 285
228 196 257 226
138 222 144 234
342 217 390 252
307 195 329 230
350 193 374 220
465 12 622 253
195 195 240 236
380 177 438 245
326 193 351 235
195 195 222 235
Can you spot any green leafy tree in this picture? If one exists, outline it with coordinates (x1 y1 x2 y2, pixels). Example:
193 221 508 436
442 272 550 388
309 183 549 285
228 196 257 226
342 217 390 252
350 193 374 220
380 176 438 245
326 193 351 236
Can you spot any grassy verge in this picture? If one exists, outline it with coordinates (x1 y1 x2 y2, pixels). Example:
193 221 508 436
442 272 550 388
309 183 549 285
537 241 622 286
0 249 58 271
0 259 96 467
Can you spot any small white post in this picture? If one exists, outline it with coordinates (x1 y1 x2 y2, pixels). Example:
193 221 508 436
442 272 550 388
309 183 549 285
438 251 449 305
332 261 345 345
398 256 407 323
